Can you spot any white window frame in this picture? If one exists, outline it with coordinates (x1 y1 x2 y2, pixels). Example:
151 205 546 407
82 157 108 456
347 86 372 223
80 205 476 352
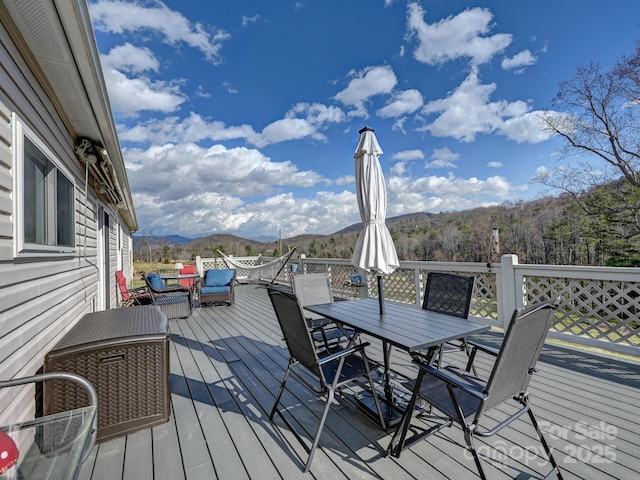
12 113 76 257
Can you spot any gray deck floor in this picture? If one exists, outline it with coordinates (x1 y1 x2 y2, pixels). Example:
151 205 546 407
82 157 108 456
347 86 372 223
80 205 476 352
77 284 640 480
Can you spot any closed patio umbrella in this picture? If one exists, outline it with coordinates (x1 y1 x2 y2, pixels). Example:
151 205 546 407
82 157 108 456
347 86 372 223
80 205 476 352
351 127 399 314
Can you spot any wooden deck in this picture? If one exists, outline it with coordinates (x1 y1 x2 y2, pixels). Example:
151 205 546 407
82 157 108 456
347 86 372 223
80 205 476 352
77 284 640 480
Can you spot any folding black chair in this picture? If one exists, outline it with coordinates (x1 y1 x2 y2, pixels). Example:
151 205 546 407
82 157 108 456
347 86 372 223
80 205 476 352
267 287 384 472
388 299 563 480
422 272 475 371
291 273 355 351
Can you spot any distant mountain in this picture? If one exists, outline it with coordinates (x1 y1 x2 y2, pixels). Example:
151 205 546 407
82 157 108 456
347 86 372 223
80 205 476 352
132 234 198 249
134 213 436 252
250 235 279 243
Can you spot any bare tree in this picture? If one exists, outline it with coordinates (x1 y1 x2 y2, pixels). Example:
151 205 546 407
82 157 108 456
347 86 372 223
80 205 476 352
537 43 640 259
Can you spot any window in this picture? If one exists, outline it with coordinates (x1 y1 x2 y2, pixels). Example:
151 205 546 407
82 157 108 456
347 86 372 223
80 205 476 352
13 114 76 256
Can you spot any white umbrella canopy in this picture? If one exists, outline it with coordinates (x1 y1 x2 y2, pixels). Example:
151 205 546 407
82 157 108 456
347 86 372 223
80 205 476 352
351 127 399 313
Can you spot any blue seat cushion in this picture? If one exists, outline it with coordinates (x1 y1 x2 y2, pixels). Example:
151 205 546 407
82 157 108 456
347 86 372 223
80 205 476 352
147 272 165 290
200 286 231 295
204 269 235 287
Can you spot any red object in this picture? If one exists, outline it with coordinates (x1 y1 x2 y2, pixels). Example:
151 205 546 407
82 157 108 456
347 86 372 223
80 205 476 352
0 430 19 474
179 265 197 288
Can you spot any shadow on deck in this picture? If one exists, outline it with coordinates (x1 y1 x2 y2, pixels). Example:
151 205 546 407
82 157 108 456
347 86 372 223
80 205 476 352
77 284 640 480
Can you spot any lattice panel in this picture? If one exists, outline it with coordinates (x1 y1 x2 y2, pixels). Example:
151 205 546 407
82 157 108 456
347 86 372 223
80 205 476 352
472 272 498 320
380 268 418 304
524 276 640 346
303 263 328 275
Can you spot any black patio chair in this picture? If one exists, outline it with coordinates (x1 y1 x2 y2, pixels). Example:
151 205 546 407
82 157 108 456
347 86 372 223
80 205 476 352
387 299 563 480
267 287 385 473
291 273 355 351
422 272 476 371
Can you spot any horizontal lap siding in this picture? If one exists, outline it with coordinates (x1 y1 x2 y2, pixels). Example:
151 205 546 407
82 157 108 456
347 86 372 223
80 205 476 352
0 12 103 425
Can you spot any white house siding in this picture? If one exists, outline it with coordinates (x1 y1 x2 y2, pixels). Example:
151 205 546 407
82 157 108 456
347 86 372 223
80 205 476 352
0 9 133 426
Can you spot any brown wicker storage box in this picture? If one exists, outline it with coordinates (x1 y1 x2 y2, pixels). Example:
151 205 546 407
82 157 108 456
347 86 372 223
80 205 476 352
44 306 170 443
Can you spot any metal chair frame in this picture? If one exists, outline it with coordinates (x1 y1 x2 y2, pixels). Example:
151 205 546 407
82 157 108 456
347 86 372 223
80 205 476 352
267 287 384 473
422 272 475 371
116 270 150 307
388 300 563 480
291 273 355 351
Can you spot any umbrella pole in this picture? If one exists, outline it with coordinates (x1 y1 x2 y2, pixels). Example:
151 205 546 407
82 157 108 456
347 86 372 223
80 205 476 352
377 275 385 315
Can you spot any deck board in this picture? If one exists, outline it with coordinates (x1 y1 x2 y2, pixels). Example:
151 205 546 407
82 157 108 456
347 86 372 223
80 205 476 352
77 283 640 480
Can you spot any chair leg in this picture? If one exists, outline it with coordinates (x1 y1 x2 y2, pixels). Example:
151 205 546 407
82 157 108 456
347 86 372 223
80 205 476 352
465 397 564 480
304 389 334 473
526 403 565 479
464 428 488 480
386 368 424 457
270 362 293 421
363 354 386 430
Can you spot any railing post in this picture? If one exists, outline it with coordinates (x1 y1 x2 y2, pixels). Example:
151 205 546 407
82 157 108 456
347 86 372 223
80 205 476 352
357 268 369 298
195 256 202 276
499 254 519 329
414 267 422 306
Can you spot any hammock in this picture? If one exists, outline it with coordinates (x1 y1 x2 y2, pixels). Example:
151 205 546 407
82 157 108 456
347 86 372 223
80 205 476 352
217 248 296 282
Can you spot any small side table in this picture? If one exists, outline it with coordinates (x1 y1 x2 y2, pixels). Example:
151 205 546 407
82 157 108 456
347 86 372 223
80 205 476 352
0 372 97 480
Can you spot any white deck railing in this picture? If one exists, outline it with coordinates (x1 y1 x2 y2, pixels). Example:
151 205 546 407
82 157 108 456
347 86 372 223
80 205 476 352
196 254 640 356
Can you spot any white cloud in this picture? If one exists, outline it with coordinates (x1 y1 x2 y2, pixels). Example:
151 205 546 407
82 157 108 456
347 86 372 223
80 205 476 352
103 43 159 73
419 68 551 143
334 65 397 117
387 172 523 216
407 3 512 66
90 0 230 64
242 15 260 27
500 111 554 143
125 141 335 236
255 103 346 147
426 147 459 168
487 161 503 168
377 89 424 118
101 45 186 117
118 104 346 147
223 81 238 94
392 117 407 134
392 149 425 161
126 141 530 238
118 112 258 143
501 49 537 71
391 149 423 175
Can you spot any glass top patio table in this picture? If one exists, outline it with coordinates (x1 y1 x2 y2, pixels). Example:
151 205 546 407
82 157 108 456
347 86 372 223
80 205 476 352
159 273 200 281
305 298 490 426
0 405 96 480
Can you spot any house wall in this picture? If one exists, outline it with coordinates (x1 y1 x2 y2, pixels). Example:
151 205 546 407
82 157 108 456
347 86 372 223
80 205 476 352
0 13 133 425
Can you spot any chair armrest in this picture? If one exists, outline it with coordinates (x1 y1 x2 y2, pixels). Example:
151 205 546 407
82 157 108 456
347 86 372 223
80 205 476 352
467 340 499 357
464 340 499 372
317 342 370 365
0 372 97 407
162 284 191 293
127 286 148 295
412 358 485 401
0 372 99 460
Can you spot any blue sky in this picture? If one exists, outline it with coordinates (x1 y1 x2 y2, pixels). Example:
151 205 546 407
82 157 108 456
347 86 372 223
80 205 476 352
88 0 640 239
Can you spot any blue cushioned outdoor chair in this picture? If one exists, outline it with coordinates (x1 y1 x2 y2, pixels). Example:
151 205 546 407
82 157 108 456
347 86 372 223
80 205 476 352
199 269 236 306
143 272 193 319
